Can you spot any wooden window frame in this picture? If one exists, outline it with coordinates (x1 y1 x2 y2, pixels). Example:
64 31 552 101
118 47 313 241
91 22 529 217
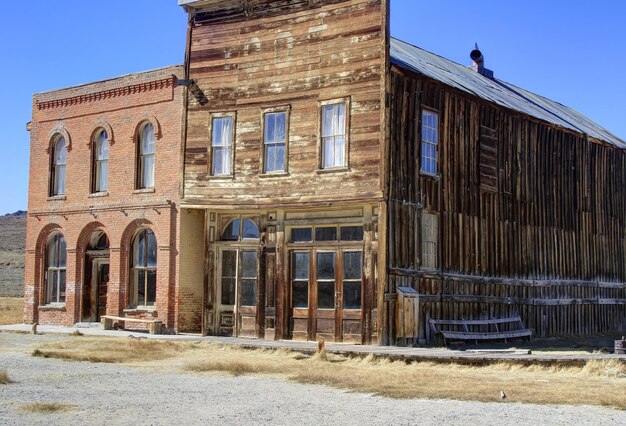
208 112 237 178
44 233 66 305
287 224 364 245
260 105 290 176
91 129 109 194
129 228 157 309
421 212 439 270
317 97 351 172
420 108 439 177
50 135 67 197
136 122 156 190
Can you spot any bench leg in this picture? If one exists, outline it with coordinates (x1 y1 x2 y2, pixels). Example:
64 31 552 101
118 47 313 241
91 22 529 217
102 318 113 331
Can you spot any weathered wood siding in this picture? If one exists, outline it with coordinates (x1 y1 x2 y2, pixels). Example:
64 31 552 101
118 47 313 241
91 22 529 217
385 67 626 343
183 0 386 207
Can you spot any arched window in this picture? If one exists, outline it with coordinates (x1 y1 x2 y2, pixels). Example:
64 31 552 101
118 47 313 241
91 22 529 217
138 123 155 189
220 218 259 241
45 233 66 304
130 229 157 307
93 130 109 192
51 136 67 196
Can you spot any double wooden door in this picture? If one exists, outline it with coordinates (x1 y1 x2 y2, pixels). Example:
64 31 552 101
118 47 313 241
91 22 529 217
290 250 363 342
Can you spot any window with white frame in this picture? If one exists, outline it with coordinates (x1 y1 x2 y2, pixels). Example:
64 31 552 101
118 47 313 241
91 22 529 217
51 136 67 196
211 116 234 176
421 110 438 175
321 102 347 168
93 130 109 192
421 213 438 269
45 233 66 304
263 111 287 173
130 228 157 307
138 123 155 188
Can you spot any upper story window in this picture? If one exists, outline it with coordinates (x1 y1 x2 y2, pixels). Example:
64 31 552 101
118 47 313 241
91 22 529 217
130 228 157 307
263 111 287 173
421 110 438 175
93 130 109 193
321 101 348 169
211 115 234 176
45 233 67 304
50 136 67 196
138 123 155 189
220 218 260 241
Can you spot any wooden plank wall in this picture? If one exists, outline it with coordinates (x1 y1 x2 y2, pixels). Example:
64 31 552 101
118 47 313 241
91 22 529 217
183 0 386 208
386 68 626 344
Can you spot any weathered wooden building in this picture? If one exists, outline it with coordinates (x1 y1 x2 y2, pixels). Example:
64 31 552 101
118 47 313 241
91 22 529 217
178 0 625 344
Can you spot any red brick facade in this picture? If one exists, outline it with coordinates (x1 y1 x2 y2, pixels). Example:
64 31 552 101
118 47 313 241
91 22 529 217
24 66 192 332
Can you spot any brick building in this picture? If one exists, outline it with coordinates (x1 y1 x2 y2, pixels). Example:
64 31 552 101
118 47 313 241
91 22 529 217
24 66 193 332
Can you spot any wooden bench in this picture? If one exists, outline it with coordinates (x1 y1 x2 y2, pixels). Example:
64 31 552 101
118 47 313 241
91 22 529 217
429 316 532 345
101 315 162 335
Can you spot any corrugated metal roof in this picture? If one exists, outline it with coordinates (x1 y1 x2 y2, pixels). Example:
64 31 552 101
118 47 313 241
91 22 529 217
390 38 626 149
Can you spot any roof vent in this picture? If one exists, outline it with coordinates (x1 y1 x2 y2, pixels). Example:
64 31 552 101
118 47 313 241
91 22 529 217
470 43 494 79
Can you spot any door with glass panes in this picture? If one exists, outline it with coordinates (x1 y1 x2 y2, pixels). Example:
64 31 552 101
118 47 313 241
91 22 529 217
290 250 363 342
216 248 258 337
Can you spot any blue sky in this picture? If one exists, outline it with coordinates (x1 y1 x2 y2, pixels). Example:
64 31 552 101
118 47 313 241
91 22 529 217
1 0 624 215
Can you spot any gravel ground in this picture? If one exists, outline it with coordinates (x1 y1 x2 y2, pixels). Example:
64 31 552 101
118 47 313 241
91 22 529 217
0 332 624 426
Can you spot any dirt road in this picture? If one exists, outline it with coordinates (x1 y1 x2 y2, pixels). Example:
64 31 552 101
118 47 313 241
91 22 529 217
0 332 624 425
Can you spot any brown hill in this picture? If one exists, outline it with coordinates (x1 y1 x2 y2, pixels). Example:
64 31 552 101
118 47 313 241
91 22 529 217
0 211 26 297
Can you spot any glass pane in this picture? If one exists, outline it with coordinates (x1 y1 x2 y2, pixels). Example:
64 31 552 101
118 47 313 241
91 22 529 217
291 228 312 242
97 132 109 160
213 117 232 147
242 251 257 277
58 236 67 268
133 230 145 267
315 227 337 242
242 219 259 239
56 165 66 194
292 252 309 279
146 230 157 267
137 269 146 305
59 270 66 302
264 113 275 143
292 281 308 308
241 279 256 306
274 143 285 172
317 252 335 279
264 144 276 172
221 277 236 305
142 154 155 187
334 136 345 167
213 147 231 175
334 103 346 135
221 220 240 241
343 252 362 280
340 226 363 241
50 271 58 302
343 281 361 309
221 250 237 278
322 137 334 168
317 281 334 309
146 270 156 305
141 124 155 154
48 237 58 267
55 138 66 164
275 112 286 141
98 160 108 191
321 105 334 137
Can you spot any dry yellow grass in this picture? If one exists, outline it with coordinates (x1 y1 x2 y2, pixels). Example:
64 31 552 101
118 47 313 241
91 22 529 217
0 369 11 384
20 403 75 413
32 337 626 408
0 297 22 325
32 337 190 363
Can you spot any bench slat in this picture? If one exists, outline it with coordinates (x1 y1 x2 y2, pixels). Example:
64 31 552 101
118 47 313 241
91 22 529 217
440 330 532 340
429 317 522 326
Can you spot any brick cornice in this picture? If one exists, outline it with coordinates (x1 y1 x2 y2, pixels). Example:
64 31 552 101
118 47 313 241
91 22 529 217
36 76 176 111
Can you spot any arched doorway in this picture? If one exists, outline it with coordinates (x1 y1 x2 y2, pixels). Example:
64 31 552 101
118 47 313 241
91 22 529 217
82 230 110 322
